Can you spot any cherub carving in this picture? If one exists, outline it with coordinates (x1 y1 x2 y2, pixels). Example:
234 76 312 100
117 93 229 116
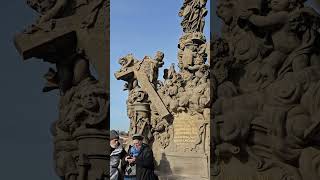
151 118 172 149
179 33 207 70
27 0 67 23
127 86 147 105
25 0 68 33
189 68 210 114
217 0 263 66
187 55 206 73
179 0 208 33
57 77 107 133
118 53 138 72
239 0 311 87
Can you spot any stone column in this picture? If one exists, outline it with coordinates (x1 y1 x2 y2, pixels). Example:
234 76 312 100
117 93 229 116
74 129 108 180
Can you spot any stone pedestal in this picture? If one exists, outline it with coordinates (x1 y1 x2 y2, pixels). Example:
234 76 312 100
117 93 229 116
157 152 209 180
152 112 210 179
74 128 108 180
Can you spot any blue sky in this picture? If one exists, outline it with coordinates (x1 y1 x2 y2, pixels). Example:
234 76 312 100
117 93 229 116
0 1 58 179
110 0 320 132
110 0 210 131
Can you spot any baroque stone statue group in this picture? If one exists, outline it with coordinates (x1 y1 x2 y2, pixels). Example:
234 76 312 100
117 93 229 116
12 0 320 179
212 0 320 180
115 0 210 179
116 0 320 179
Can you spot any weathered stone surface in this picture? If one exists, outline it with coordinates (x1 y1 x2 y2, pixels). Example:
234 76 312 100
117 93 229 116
115 0 209 179
15 0 108 89
14 29 77 60
157 152 209 179
14 0 109 180
172 113 199 147
212 0 320 179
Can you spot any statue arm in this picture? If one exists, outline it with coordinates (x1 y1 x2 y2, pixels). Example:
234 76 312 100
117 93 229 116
248 12 288 28
148 59 159 64
188 65 201 71
38 0 68 24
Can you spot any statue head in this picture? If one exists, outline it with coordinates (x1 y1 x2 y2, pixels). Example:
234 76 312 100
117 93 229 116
119 53 134 66
155 51 164 61
184 40 197 52
79 85 105 112
81 90 99 111
118 57 127 66
217 0 236 25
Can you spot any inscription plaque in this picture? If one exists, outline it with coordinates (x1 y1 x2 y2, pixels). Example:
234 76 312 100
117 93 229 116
173 112 202 148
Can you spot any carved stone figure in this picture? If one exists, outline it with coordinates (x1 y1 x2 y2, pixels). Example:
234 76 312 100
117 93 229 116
14 1 109 180
178 32 207 72
51 121 79 180
239 0 316 88
16 0 108 88
179 0 208 33
116 1 210 179
137 51 164 87
118 53 139 73
212 0 320 180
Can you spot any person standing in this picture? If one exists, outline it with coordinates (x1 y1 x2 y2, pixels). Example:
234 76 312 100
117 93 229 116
110 130 127 180
124 134 158 180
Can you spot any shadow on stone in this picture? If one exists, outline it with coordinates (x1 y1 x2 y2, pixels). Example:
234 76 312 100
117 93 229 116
157 153 173 175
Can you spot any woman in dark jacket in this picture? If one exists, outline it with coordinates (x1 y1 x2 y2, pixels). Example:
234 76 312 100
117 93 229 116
124 134 158 180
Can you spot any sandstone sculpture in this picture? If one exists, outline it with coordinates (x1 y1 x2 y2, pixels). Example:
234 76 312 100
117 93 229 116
115 1 210 179
212 0 320 179
14 0 109 180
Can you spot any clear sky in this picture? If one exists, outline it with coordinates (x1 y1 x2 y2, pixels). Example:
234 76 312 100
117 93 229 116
110 0 210 132
0 1 58 179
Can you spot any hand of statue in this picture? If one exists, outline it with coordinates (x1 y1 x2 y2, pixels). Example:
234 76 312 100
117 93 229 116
23 24 40 34
260 63 276 81
239 9 253 20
